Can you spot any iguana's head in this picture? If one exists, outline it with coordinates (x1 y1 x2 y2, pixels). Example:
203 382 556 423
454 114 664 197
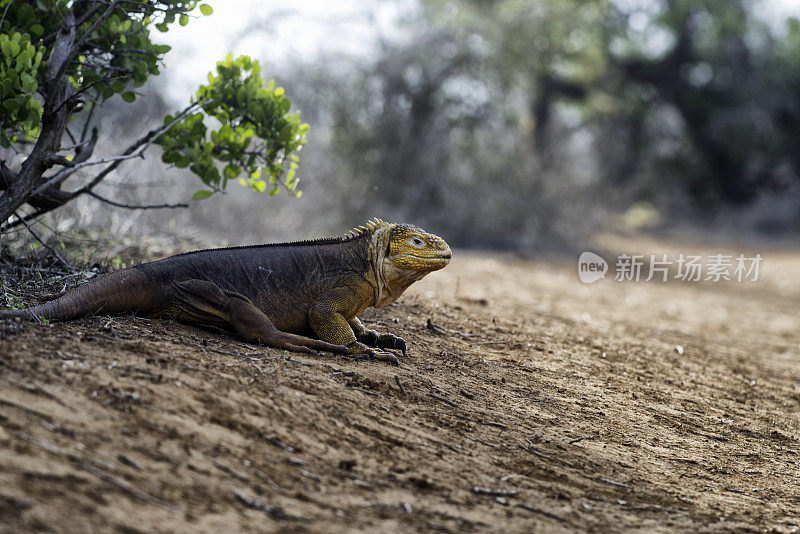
356 219 451 308
384 223 451 272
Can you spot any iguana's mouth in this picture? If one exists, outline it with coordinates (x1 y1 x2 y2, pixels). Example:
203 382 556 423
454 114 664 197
399 251 451 259
395 252 452 268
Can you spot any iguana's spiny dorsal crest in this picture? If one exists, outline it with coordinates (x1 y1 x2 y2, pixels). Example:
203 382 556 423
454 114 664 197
344 217 389 239
1 220 451 365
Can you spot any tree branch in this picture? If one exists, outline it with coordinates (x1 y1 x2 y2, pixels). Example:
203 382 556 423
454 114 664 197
87 191 188 210
31 152 145 198
0 0 13 30
41 2 105 47
1 100 202 231
68 99 203 198
74 1 122 51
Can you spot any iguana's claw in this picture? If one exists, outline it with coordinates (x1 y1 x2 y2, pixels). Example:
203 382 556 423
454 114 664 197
377 333 406 356
359 330 379 346
371 350 399 366
392 336 407 357
359 331 406 356
346 341 399 365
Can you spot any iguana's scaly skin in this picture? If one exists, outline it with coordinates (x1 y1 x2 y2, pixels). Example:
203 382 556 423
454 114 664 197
0 219 451 365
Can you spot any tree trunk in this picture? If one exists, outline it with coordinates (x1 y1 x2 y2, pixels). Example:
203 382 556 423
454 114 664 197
0 12 77 225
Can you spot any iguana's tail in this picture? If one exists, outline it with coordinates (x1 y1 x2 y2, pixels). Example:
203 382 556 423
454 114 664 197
1 267 155 322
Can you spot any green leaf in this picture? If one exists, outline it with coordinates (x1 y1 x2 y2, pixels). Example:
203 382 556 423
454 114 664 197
223 164 241 179
192 190 214 200
121 91 136 103
179 14 189 26
199 4 213 15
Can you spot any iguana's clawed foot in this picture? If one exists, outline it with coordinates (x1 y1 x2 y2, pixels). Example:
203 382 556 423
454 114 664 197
274 333 348 355
347 341 400 366
357 330 407 357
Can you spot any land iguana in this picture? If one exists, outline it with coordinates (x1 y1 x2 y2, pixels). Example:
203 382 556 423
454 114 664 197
0 219 451 365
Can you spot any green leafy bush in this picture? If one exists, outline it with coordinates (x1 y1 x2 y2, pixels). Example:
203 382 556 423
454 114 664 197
0 1 306 233
157 55 308 200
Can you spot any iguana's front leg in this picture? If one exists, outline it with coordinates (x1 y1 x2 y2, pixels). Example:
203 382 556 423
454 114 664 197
309 301 400 365
348 317 406 356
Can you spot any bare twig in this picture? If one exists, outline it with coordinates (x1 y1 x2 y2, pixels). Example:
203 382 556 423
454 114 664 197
40 2 104 47
394 375 406 395
13 211 72 269
465 434 497 448
483 420 507 430
117 454 143 471
518 442 553 460
473 486 518 497
600 478 629 488
427 391 458 408
515 503 571 524
79 99 97 142
86 191 188 210
0 0 13 30
426 318 479 338
234 489 287 519
476 340 512 346
426 436 459 453
59 136 95 153
32 152 146 198
73 1 122 51
262 435 295 453
214 459 249 481
254 470 283 491
56 73 127 111
286 357 313 367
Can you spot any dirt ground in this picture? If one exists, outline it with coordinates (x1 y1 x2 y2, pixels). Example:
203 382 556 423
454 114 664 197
1 235 799 533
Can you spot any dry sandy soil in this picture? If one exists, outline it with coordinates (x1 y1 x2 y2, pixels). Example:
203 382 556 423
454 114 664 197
1 236 799 533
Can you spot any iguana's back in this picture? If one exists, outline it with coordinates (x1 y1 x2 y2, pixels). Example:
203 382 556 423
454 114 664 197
136 236 373 332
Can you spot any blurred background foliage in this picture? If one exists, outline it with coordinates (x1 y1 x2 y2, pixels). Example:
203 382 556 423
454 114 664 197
4 0 800 256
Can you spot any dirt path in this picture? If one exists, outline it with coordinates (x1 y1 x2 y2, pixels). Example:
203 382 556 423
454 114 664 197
1 245 799 533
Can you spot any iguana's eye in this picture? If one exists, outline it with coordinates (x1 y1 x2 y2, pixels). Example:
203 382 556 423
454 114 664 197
408 236 425 248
